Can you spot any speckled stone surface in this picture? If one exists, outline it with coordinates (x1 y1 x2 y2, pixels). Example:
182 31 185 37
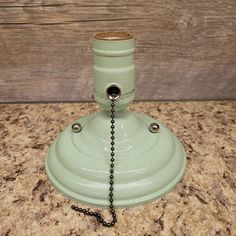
0 101 235 236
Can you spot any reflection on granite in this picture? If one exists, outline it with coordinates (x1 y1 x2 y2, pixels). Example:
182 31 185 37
0 101 235 236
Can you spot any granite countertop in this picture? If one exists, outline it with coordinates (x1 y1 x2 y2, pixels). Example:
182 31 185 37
0 101 235 236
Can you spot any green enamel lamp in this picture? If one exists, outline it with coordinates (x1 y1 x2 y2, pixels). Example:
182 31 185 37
45 32 186 209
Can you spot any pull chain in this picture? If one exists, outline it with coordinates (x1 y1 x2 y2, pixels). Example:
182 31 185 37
71 95 117 228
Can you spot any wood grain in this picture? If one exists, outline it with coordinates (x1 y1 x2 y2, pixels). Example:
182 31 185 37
0 0 236 102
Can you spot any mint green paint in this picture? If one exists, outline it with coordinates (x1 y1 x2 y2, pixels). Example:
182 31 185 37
45 32 186 208
93 35 135 111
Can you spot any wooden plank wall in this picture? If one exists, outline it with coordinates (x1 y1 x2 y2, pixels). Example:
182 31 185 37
0 0 235 102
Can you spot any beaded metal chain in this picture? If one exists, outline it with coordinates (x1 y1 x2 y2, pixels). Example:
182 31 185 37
71 94 117 227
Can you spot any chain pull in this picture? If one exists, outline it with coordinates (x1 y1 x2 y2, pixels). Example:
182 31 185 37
71 95 117 228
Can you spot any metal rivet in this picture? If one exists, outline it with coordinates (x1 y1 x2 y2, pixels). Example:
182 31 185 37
72 123 82 133
149 123 160 133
